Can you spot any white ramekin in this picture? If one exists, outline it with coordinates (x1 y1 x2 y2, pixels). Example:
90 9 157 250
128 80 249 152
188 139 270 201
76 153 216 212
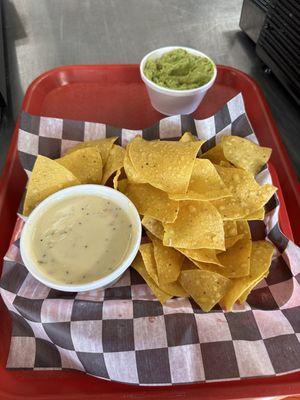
20 185 141 292
140 46 217 116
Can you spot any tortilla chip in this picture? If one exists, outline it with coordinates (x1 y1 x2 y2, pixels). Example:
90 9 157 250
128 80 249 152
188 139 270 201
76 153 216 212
101 145 125 184
179 132 198 143
132 254 171 304
181 258 198 271
200 144 226 164
141 216 164 240
222 240 274 310
219 160 233 168
124 143 147 184
225 235 244 249
177 248 222 266
113 169 122 189
238 272 269 303
159 281 188 297
56 147 102 184
150 236 184 283
223 221 237 237
179 270 232 312
66 137 117 165
23 156 80 216
236 220 251 239
129 137 202 194
217 239 252 278
222 136 272 175
139 243 159 285
212 166 277 219
169 159 231 201
242 208 265 221
124 182 179 223
163 201 225 250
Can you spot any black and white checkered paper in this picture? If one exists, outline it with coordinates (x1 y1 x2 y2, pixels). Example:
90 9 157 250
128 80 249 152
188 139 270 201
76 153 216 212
1 93 300 385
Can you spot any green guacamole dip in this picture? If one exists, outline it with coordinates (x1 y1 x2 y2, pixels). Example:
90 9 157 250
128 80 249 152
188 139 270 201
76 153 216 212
144 48 214 90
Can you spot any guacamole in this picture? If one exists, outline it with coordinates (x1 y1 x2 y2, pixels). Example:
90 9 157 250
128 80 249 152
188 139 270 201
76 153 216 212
144 48 214 90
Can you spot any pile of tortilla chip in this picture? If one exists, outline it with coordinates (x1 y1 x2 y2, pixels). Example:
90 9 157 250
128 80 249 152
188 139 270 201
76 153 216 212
122 133 276 311
23 132 276 312
23 137 124 215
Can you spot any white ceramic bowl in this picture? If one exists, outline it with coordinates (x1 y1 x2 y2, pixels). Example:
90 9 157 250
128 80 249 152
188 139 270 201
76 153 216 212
140 46 217 116
20 185 141 292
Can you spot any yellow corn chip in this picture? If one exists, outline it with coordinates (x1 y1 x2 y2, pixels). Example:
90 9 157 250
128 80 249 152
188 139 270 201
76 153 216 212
124 143 147 184
159 281 188 297
225 234 244 249
212 166 277 219
56 147 102 184
236 220 251 238
139 243 159 285
163 201 225 250
200 144 226 164
177 248 222 266
101 145 125 184
113 169 122 189
238 272 269 303
169 159 231 201
179 270 232 312
217 239 252 278
181 258 198 270
222 240 274 310
222 136 272 175
23 156 80 216
142 216 164 240
129 137 202 194
124 182 179 223
66 137 117 165
242 208 265 221
151 236 184 283
179 132 198 143
132 254 171 304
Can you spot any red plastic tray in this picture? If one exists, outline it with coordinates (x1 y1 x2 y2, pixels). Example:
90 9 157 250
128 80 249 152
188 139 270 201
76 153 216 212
0 65 299 399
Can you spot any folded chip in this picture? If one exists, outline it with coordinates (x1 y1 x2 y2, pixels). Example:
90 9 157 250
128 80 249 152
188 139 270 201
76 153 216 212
150 235 184 283
163 200 225 250
66 137 117 165
139 243 159 285
221 136 272 175
222 240 274 310
132 254 172 304
113 168 122 189
101 144 125 184
23 156 80 216
141 216 164 240
56 147 102 184
179 269 232 312
177 248 222 266
124 182 179 223
129 137 202 194
169 159 231 201
124 142 147 184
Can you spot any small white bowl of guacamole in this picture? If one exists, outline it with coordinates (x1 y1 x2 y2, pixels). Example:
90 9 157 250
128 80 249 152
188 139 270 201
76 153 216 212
20 185 141 292
140 46 217 115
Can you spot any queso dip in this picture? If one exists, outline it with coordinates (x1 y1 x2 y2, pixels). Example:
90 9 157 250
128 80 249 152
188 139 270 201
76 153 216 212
29 195 133 284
